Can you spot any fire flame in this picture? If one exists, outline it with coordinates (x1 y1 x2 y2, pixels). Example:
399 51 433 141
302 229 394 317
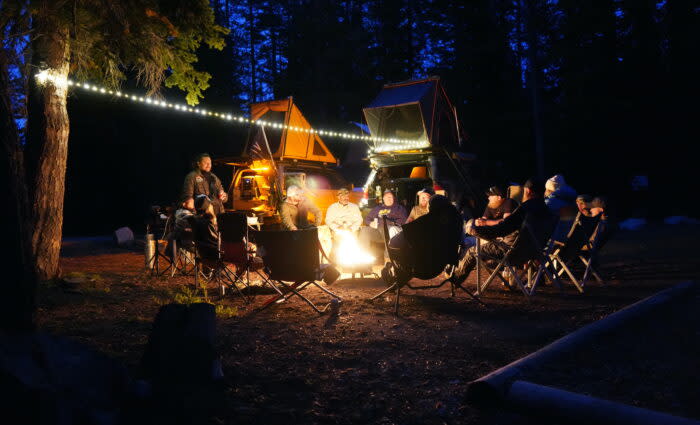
335 230 375 266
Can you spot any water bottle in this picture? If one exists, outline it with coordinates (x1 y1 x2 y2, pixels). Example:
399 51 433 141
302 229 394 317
329 298 341 315
145 233 156 270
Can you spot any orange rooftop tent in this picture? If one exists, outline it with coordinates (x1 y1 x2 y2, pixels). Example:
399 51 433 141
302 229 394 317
245 97 338 164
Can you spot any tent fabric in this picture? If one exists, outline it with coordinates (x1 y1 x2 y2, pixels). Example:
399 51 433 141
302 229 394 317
363 104 428 147
247 98 337 164
362 77 460 152
364 80 435 109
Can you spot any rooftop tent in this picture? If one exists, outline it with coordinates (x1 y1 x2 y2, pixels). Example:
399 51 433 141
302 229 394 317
246 97 338 164
363 77 461 152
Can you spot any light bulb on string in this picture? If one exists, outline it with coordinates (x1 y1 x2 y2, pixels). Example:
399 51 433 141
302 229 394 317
33 71 426 148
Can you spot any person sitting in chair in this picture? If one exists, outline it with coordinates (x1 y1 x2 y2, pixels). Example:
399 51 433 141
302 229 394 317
406 188 433 223
360 189 407 253
545 174 578 242
544 174 577 214
478 185 517 226
589 196 616 251
470 185 519 248
385 195 464 281
280 185 322 231
192 194 220 260
326 188 362 235
576 194 593 216
165 204 196 257
456 178 554 283
325 188 363 262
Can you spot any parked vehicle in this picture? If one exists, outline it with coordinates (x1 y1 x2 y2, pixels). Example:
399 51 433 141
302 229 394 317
217 98 361 226
360 77 492 218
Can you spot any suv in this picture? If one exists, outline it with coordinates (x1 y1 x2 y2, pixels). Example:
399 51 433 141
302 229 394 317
224 158 362 225
360 77 491 218
219 97 362 226
362 149 487 219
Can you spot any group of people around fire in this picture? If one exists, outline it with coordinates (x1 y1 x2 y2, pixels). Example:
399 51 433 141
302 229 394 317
169 152 614 285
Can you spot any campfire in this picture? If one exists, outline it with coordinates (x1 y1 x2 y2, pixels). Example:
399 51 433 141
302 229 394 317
334 230 375 268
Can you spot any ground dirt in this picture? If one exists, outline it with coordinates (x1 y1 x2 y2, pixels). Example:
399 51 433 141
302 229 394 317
41 224 700 424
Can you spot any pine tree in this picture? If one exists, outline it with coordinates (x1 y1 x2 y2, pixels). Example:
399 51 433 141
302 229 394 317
0 0 227 330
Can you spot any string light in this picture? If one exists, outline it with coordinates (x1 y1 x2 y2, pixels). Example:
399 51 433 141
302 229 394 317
34 71 431 150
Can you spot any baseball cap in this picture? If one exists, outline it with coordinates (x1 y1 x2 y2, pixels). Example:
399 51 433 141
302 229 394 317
194 194 212 213
485 185 505 197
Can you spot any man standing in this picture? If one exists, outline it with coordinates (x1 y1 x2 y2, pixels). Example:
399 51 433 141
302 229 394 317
181 153 227 215
325 188 363 235
280 185 322 231
406 189 432 223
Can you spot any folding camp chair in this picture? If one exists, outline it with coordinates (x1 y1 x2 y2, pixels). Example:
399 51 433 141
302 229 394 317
190 216 252 303
253 227 342 314
147 235 176 277
168 240 197 277
475 217 562 296
550 214 605 284
370 217 486 315
219 212 274 298
159 210 198 277
160 238 196 277
580 218 606 284
546 212 605 292
146 211 178 277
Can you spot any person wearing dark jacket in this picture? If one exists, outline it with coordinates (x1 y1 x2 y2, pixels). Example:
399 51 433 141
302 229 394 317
456 178 556 282
181 153 227 215
192 194 220 261
364 190 408 228
387 195 464 279
360 190 408 258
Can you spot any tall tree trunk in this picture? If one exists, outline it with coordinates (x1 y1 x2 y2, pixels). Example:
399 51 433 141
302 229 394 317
1 49 36 331
248 0 257 102
31 23 71 282
521 0 545 179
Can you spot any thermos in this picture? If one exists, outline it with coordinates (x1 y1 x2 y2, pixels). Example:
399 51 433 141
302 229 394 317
145 233 156 270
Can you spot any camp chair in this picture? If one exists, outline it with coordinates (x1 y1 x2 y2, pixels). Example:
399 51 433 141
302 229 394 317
370 217 486 315
146 210 179 277
550 214 605 286
155 209 199 277
544 212 605 292
253 227 342 314
190 216 251 303
475 216 562 296
550 205 579 244
218 212 272 298
166 238 197 277
582 218 608 283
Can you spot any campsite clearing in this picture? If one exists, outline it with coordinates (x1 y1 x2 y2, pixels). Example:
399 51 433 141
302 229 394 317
44 223 700 424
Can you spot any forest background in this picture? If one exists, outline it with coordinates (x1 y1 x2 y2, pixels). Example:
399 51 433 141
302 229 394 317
9 0 699 235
